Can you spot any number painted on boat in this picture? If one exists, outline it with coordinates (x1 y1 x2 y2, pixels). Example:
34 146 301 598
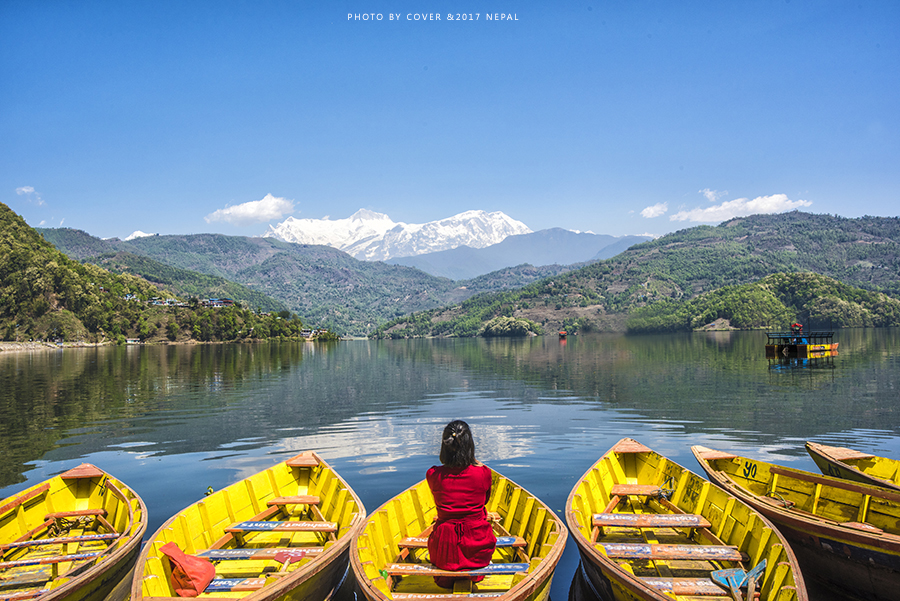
742 462 758 479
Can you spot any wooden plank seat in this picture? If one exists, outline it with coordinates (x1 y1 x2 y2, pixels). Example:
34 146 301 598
640 577 729 596
44 509 107 520
0 589 48 601
399 535 526 549
384 563 530 578
224 521 337 534
265 496 320 507
609 485 664 497
197 547 325 561
593 513 711 529
598 543 745 562
205 578 268 593
285 454 319 468
1 533 119 552
0 551 102 570
391 593 504 600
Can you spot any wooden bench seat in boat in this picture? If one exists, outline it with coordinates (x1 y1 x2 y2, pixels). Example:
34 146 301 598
45 509 107 520
197 547 325 561
205 577 269 593
639 577 729 596
398 535 526 549
285 454 319 468
384 562 530 577
224 521 337 534
390 593 504 600
597 542 745 562
0 533 120 552
265 495 320 508
609 485 665 497
592 514 711 529
0 550 102 569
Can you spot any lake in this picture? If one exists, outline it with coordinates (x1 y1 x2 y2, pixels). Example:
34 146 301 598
2 329 899 600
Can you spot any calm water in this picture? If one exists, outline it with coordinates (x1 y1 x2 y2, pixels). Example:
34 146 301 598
2 329 899 600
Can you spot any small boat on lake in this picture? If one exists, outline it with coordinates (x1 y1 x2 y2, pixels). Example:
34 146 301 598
0 463 147 601
566 439 806 601
692 445 900 600
350 467 567 601
131 451 364 601
805 441 900 492
764 324 838 359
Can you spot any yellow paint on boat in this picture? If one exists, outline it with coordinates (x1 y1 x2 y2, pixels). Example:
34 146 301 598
0 463 147 601
693 445 900 599
566 439 806 601
806 441 900 492
351 468 566 601
131 451 364 601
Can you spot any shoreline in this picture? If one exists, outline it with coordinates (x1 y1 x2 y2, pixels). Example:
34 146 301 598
0 341 109 353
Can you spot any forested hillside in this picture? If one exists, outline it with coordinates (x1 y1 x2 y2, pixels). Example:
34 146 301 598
43 229 474 336
626 273 900 333
2 203 310 343
372 212 900 337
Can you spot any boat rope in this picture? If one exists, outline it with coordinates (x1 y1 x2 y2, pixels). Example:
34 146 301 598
656 476 676 500
764 492 794 508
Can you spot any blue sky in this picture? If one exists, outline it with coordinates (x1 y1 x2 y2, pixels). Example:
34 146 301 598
2 1 897 241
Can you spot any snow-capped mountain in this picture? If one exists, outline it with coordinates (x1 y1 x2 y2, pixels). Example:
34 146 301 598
124 230 157 241
263 209 532 261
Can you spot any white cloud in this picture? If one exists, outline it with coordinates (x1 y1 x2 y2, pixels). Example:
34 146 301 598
670 194 812 223
205 194 295 226
699 188 726 202
641 202 668 218
16 185 43 205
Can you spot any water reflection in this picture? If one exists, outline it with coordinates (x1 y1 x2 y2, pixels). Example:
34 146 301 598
1 329 899 601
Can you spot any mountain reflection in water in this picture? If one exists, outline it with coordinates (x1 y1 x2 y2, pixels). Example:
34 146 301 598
2 329 899 600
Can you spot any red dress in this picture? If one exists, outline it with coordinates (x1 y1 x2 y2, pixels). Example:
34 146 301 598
426 464 496 588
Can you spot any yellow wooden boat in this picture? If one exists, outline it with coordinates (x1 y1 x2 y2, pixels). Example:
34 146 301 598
693 445 900 600
566 439 806 601
131 451 364 601
350 467 567 601
805 441 900 492
0 463 147 601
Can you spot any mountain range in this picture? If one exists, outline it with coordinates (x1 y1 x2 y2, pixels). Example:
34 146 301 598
263 209 533 261
372 212 900 337
41 212 650 335
387 228 651 280
35 208 900 339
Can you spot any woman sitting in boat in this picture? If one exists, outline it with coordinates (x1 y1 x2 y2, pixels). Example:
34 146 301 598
426 420 497 589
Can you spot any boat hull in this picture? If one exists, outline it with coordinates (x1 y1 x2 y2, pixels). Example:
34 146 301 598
566 438 806 601
693 446 900 601
351 468 566 601
805 442 900 492
0 464 147 601
131 451 364 601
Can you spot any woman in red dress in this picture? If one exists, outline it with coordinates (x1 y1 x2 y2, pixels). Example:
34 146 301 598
426 420 497 589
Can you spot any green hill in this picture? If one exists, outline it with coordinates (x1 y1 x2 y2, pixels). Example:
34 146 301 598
371 212 900 337
2 203 310 343
87 251 288 313
42 229 473 336
626 272 900 333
